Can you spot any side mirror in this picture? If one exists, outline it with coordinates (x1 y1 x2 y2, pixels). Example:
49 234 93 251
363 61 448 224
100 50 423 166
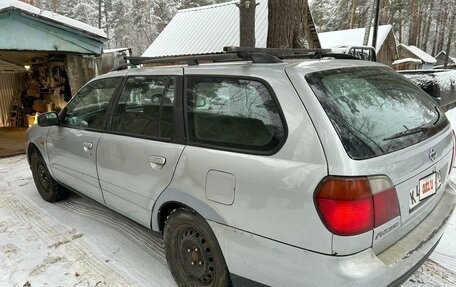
37 112 60 127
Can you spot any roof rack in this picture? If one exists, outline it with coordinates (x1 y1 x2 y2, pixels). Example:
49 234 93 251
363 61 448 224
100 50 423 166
223 46 332 57
125 51 282 67
113 46 359 71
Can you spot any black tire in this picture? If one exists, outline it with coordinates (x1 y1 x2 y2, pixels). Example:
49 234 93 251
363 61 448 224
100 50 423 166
31 151 68 203
163 208 232 287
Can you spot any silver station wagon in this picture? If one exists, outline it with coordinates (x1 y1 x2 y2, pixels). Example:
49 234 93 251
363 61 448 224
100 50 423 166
26 48 456 287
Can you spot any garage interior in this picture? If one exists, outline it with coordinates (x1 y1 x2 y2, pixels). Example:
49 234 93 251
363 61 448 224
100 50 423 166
0 1 128 157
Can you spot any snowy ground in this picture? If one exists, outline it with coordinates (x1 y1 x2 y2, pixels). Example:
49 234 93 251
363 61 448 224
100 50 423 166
0 156 176 287
1 112 456 286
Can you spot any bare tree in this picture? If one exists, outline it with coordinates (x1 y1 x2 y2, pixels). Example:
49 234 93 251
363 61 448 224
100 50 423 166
267 0 321 48
349 0 357 29
407 0 419 45
444 5 455 67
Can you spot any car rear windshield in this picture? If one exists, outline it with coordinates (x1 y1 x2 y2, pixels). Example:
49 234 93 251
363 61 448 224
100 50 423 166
306 67 449 160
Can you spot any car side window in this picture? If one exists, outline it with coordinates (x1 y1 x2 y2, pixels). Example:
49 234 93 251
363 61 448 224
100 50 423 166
110 76 176 140
186 77 285 152
62 78 120 130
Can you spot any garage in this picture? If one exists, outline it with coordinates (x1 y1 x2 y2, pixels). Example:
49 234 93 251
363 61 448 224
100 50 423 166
0 0 109 130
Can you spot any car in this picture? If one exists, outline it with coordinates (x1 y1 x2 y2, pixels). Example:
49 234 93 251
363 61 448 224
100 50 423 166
399 69 456 112
26 47 456 287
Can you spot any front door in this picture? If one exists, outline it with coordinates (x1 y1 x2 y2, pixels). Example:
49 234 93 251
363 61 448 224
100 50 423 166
47 77 122 204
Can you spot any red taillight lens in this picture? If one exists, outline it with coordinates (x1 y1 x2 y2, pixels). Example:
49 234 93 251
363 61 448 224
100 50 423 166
373 187 400 226
315 176 400 236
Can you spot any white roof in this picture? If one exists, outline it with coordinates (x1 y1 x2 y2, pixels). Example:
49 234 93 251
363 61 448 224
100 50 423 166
318 25 393 52
398 44 436 64
0 0 107 39
392 58 422 65
143 0 268 57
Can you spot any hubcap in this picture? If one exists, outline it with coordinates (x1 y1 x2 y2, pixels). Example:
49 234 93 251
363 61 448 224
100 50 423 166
178 227 215 285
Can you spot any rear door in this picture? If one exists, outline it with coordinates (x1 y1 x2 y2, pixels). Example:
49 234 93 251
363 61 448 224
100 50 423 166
96 68 185 227
47 77 122 204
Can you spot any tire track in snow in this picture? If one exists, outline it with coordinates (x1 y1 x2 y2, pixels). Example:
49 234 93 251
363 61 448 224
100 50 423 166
0 191 134 287
57 200 167 264
430 252 456 273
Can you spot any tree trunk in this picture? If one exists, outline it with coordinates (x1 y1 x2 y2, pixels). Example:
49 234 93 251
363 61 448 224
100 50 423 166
437 3 449 53
363 1 374 46
432 0 445 56
381 0 390 24
444 11 455 68
349 0 357 29
267 0 321 48
415 3 423 48
421 3 432 52
408 0 419 46
239 0 256 47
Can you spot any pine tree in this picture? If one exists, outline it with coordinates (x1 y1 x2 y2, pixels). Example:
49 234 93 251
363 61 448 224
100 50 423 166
110 0 131 48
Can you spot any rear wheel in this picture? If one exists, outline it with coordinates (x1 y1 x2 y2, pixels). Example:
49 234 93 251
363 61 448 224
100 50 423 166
163 208 231 287
31 151 68 203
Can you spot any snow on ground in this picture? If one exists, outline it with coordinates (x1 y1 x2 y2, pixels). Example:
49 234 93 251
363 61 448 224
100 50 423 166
1 109 456 286
0 156 176 287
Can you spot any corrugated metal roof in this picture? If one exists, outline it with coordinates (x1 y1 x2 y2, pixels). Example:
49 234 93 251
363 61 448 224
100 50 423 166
143 1 391 57
143 0 268 57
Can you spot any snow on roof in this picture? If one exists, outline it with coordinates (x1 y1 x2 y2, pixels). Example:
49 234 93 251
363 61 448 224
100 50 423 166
103 48 130 54
143 0 268 57
392 58 422 65
398 44 436 64
0 0 107 39
318 25 393 52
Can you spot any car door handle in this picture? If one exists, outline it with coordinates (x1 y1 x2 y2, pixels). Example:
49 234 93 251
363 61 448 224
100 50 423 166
149 156 166 170
82 141 93 152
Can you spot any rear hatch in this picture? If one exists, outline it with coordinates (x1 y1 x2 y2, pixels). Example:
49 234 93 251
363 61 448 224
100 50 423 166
290 64 453 254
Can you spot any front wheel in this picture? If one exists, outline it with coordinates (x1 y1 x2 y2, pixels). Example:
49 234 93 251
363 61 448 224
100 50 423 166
31 151 68 203
163 208 232 287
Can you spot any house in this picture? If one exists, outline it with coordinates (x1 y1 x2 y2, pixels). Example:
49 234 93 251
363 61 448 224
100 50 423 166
394 44 437 70
143 1 397 66
435 51 456 68
317 25 397 66
0 0 108 127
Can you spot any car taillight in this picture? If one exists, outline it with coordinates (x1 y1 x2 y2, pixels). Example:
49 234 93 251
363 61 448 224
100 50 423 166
315 176 400 236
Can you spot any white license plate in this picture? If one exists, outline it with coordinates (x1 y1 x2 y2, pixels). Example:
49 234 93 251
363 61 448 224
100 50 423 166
410 173 436 210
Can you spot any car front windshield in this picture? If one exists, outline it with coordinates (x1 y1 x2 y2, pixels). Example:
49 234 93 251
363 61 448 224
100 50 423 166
306 66 449 160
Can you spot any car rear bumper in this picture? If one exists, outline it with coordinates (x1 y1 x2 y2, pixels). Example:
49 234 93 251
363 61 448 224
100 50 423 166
209 184 456 287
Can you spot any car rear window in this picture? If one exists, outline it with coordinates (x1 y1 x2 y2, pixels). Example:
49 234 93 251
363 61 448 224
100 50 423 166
306 67 449 160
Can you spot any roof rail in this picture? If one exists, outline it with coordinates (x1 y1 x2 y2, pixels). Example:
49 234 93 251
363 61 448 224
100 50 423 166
224 46 360 60
224 46 332 57
125 51 282 66
111 46 361 71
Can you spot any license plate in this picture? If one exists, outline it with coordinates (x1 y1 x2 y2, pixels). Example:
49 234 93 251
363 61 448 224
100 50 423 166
410 173 436 210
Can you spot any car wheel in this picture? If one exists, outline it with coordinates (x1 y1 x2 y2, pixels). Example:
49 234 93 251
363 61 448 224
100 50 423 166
31 151 68 203
164 208 232 287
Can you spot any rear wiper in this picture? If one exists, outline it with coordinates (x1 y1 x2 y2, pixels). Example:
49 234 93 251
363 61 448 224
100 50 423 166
383 123 433 141
433 106 440 125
